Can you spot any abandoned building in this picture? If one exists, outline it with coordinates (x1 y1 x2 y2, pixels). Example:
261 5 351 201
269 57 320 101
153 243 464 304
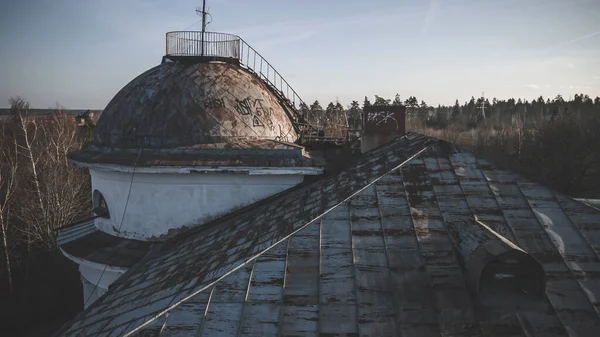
55 30 600 337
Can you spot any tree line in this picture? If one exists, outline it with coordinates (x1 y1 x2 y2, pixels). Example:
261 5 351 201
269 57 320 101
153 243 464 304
301 93 600 197
301 93 600 130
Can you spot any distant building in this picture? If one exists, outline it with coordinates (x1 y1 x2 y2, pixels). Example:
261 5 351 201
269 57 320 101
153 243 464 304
75 110 101 126
0 108 102 124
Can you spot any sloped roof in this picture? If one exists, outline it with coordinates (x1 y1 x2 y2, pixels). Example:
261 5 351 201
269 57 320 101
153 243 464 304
56 133 600 336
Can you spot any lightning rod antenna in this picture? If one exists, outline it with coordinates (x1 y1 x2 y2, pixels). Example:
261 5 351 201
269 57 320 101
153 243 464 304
195 1 208 55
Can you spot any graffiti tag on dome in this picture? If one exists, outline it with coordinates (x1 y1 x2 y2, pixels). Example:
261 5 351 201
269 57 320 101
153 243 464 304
204 97 225 109
234 97 275 130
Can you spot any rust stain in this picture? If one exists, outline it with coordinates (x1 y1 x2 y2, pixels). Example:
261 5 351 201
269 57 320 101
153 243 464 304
93 62 298 150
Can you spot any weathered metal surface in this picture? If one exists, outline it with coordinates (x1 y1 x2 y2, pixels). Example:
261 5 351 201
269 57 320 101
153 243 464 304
363 105 406 134
426 153 545 296
68 139 322 169
59 225 154 267
56 133 433 336
478 160 597 336
163 30 312 133
519 183 600 316
56 217 98 246
56 132 600 337
92 62 298 150
401 155 482 336
574 198 600 210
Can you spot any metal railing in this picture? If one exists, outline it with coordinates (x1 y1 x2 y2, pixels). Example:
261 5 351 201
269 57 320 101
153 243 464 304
166 31 308 114
166 31 241 59
165 31 348 144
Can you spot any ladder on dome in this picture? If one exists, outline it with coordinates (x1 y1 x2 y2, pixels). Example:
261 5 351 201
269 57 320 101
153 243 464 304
237 39 349 146
164 31 349 146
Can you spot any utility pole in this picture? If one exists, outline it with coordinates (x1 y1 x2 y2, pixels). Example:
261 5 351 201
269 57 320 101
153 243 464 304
479 91 487 120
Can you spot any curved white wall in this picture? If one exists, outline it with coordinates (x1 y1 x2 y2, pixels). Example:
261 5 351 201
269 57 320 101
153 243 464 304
90 169 304 240
79 261 126 309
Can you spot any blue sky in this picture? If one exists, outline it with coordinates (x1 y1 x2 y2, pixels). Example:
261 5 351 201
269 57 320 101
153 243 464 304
1 0 599 108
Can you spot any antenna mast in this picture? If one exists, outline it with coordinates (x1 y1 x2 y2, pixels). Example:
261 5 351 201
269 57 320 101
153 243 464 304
195 1 209 55
200 0 208 33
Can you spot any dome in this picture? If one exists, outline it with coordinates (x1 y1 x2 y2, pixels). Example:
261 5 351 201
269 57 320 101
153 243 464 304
92 61 298 149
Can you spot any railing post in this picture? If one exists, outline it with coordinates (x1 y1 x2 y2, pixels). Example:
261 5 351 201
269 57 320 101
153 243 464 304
201 31 205 56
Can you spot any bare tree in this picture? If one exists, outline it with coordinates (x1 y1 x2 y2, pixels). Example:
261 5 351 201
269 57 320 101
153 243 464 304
9 97 91 251
0 123 19 291
10 97 46 219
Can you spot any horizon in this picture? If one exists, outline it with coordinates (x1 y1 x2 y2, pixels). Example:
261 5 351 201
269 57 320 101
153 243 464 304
1 0 599 109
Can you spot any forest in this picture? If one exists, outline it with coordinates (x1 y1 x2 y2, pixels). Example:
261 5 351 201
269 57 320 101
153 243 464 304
1 93 599 336
0 98 92 336
307 93 600 198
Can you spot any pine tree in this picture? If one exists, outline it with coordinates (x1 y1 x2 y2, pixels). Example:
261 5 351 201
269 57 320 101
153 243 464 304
348 101 362 129
310 100 323 112
374 95 391 106
298 102 309 119
452 99 461 117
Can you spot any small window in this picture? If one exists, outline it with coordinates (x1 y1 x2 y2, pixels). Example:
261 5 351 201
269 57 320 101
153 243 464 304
93 190 110 218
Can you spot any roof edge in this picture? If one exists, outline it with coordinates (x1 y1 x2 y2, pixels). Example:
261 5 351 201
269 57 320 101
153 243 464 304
122 135 437 336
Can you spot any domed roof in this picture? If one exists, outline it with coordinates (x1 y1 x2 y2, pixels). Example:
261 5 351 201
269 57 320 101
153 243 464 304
92 61 298 149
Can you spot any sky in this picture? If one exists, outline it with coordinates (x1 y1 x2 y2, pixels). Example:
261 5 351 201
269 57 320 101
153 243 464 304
0 0 599 108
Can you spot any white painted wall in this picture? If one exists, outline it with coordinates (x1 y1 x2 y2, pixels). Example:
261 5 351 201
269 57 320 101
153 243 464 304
79 261 126 309
90 169 304 240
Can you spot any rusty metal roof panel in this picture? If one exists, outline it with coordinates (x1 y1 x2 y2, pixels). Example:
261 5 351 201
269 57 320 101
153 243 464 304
57 133 600 336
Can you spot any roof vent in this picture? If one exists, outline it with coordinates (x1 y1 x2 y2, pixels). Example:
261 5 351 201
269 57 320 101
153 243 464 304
361 105 406 153
448 220 546 297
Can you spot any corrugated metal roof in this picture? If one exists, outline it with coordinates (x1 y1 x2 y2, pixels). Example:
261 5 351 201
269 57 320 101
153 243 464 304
56 133 600 336
56 218 98 246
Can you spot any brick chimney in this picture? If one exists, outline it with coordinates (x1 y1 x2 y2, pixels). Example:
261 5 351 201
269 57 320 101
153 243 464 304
361 105 406 153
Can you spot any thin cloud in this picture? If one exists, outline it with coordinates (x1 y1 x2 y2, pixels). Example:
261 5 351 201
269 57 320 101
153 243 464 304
563 31 600 46
545 30 600 52
527 84 540 89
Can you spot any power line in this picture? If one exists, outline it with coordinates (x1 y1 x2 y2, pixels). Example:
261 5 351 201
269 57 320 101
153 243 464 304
182 19 203 31
83 147 143 307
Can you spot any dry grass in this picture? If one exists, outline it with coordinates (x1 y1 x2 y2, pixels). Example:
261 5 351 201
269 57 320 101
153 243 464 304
408 117 600 197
